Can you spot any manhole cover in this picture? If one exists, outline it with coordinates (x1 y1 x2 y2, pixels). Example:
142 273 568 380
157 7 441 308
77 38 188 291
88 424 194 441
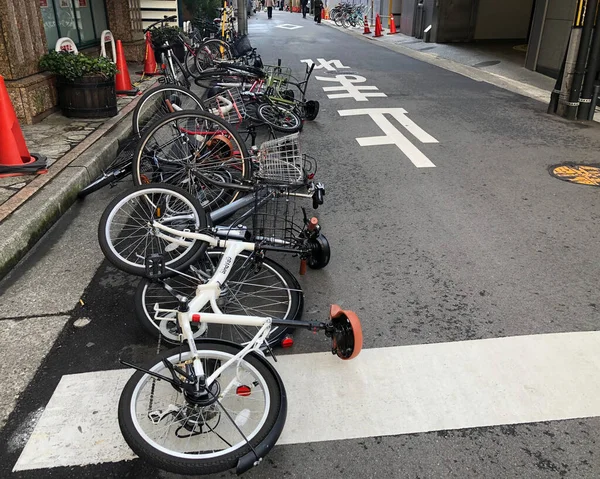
550 164 600 186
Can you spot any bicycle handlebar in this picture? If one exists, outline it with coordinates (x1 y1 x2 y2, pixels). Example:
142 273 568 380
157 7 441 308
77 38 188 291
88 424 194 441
143 15 178 33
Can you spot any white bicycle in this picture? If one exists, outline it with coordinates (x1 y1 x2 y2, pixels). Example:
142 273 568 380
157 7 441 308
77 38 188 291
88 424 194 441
105 185 362 475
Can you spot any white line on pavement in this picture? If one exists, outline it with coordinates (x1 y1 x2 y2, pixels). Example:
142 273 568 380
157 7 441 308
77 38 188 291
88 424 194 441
14 331 600 471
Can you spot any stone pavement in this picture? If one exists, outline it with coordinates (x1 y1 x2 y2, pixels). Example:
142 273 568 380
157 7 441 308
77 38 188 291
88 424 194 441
0 64 158 279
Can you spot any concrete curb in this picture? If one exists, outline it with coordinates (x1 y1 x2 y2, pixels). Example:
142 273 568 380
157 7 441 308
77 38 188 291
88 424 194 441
0 102 138 280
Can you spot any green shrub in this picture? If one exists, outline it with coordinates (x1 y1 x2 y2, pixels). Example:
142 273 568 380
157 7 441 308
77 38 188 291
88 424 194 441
39 51 118 82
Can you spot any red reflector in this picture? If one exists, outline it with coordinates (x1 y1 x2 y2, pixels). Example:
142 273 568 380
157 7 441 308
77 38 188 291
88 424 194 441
236 385 251 396
281 336 294 348
307 173 315 180
191 313 201 323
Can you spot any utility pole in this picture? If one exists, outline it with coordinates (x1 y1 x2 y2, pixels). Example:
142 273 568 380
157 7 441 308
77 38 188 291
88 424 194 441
238 0 248 35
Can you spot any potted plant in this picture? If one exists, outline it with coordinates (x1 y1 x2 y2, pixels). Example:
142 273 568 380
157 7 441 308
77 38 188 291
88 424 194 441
39 51 118 119
150 25 186 62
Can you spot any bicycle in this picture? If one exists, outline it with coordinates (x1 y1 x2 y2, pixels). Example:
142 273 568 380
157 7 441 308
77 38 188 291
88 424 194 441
115 207 363 473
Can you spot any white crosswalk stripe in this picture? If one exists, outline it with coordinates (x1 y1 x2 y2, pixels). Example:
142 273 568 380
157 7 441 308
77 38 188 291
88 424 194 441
14 331 600 471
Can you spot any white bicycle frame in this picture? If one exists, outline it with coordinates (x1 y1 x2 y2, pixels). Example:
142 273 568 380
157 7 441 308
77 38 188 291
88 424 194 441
152 221 275 388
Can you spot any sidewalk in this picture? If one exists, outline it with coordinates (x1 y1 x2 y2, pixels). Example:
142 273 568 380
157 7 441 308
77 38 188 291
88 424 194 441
322 20 600 123
0 64 158 280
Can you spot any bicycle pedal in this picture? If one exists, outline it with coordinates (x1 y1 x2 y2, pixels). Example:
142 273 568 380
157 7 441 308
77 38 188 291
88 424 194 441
145 253 165 280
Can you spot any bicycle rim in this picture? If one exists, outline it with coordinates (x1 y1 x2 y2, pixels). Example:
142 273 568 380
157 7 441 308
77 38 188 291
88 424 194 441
133 111 250 212
257 104 301 133
133 85 204 136
99 184 206 276
119 345 280 474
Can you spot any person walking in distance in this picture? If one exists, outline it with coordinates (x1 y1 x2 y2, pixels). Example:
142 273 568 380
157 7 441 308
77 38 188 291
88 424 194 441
314 0 322 23
301 0 308 18
266 0 273 18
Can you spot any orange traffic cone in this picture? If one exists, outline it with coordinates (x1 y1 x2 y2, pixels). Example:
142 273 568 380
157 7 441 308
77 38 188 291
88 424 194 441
362 16 371 34
0 76 47 178
115 40 138 96
388 14 398 34
321 8 325 20
374 13 383 37
142 32 159 75
325 8 329 19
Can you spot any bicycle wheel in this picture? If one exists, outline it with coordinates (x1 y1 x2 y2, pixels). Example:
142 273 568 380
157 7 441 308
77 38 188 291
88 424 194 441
135 252 303 345
132 111 251 212
118 342 285 475
183 49 200 79
98 184 208 277
195 39 233 72
256 103 302 133
132 84 204 137
171 54 191 89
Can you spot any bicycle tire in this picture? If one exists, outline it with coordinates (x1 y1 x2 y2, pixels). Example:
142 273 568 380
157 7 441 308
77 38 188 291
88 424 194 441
132 84 204 136
195 39 233 72
256 103 302 133
118 342 285 475
134 252 304 346
132 110 251 212
171 54 191 89
183 49 200 80
98 183 208 277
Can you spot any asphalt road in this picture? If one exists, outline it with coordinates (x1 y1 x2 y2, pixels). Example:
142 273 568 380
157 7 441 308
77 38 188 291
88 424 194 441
2 11 600 479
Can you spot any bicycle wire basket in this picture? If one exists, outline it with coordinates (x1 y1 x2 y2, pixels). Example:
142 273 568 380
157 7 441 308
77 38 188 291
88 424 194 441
256 133 316 186
251 185 309 250
203 87 246 124
264 64 292 93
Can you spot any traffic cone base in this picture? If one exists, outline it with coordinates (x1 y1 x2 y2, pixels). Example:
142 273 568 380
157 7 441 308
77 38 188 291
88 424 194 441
0 153 48 178
115 40 139 96
0 76 48 178
363 15 371 34
388 13 398 34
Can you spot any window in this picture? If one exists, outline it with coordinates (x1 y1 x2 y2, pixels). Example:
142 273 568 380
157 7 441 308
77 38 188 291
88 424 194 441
41 0 109 50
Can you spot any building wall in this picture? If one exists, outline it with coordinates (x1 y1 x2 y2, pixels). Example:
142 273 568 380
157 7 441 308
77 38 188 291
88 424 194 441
140 0 179 30
474 0 534 40
400 0 434 37
535 0 577 77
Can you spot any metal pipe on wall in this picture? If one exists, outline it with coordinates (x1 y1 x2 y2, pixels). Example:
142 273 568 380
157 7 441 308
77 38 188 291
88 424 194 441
577 11 600 119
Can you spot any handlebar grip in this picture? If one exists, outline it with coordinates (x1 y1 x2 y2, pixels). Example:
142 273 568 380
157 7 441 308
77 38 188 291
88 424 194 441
278 58 282 67
308 62 315 77
312 189 324 209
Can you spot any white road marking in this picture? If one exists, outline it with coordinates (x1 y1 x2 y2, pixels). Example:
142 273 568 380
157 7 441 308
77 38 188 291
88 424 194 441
276 24 303 30
339 108 438 167
300 58 350 71
14 331 600 471
315 74 387 101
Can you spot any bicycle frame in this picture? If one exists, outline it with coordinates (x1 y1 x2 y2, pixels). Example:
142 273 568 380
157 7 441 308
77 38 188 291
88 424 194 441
150 226 287 386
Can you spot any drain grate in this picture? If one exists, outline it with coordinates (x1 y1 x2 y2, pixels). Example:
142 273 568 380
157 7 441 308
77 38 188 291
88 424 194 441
550 164 600 186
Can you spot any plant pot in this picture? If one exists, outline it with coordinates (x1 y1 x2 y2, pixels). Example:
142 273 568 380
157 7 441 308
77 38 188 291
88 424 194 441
57 75 118 119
